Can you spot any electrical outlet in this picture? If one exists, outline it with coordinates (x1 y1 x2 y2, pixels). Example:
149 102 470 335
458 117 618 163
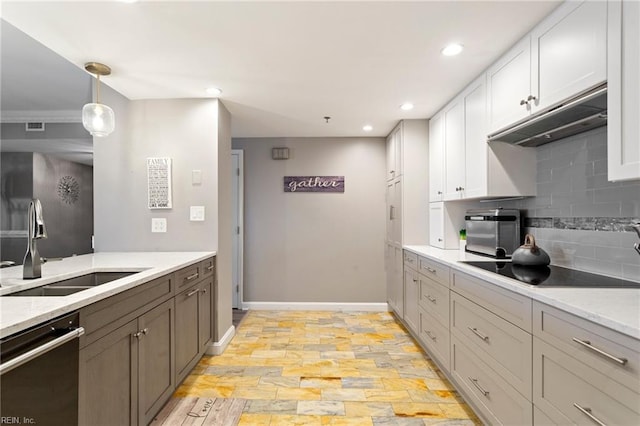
151 218 167 233
190 206 205 221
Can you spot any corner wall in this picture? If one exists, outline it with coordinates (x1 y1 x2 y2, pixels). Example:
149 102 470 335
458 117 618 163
232 137 387 304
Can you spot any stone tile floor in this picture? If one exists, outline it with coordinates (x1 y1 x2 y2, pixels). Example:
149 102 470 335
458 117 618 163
170 310 480 425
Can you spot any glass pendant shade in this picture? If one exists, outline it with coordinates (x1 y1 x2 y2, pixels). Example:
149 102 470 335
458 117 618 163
82 102 115 137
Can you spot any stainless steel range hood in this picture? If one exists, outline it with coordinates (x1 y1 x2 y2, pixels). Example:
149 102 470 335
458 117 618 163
488 84 607 147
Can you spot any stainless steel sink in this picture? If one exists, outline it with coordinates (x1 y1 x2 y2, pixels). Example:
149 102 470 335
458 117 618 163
6 272 137 296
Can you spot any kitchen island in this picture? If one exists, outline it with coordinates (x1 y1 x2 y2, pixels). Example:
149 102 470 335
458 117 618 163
0 251 215 339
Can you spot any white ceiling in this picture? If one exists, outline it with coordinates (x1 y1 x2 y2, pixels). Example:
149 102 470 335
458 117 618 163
1 0 562 138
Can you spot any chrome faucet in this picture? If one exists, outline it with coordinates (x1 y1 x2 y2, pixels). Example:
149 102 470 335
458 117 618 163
23 199 47 279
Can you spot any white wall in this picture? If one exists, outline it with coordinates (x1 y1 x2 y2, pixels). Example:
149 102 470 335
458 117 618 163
94 87 232 341
94 92 220 252
232 137 387 303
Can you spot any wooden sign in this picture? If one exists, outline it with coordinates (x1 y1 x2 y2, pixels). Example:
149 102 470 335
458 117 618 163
147 157 173 209
284 176 344 193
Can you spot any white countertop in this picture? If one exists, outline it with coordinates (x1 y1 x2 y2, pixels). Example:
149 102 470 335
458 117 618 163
404 245 640 340
0 251 215 339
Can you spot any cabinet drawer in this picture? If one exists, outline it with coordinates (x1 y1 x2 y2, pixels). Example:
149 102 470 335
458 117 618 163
418 275 449 326
200 257 216 280
533 337 640 425
418 256 449 287
451 270 531 331
176 263 203 290
451 337 533 426
80 274 174 346
419 308 450 370
451 293 532 399
533 301 640 395
403 251 418 269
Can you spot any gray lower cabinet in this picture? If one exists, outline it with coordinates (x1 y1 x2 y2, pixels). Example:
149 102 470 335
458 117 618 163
79 299 175 426
175 276 213 383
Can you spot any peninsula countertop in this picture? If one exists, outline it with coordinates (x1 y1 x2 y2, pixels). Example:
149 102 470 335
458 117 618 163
0 251 216 339
404 245 640 340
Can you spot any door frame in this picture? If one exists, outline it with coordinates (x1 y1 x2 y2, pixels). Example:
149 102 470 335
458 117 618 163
231 149 244 309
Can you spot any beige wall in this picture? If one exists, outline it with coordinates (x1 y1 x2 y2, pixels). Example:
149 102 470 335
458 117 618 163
232 137 387 303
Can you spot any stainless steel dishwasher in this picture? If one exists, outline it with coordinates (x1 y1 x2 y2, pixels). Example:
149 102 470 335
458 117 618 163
0 311 85 425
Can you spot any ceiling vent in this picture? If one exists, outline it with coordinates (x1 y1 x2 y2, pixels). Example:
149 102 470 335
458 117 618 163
25 122 45 132
272 147 290 160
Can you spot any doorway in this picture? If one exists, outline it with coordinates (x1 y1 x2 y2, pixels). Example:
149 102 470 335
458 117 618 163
231 150 244 309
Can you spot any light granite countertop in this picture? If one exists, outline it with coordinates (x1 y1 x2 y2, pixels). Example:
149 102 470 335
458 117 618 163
404 245 640 340
0 251 215 339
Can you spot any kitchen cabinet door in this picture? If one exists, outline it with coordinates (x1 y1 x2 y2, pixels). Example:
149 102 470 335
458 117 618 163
79 320 139 426
138 299 175 426
403 268 419 334
428 112 444 202
392 178 402 246
393 246 404 318
198 277 213 352
385 180 394 242
608 0 640 181
530 1 607 114
385 131 396 181
463 75 488 199
429 203 445 249
175 283 200 382
487 37 532 134
443 100 465 200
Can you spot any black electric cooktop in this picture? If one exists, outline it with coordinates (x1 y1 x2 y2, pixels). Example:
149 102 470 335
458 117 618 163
461 261 640 288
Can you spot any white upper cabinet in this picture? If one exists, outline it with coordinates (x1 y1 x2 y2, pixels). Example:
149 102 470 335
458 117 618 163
461 76 488 200
443 99 465 200
428 113 444 202
488 0 607 134
608 0 640 181
531 0 607 114
487 37 532 133
386 124 403 181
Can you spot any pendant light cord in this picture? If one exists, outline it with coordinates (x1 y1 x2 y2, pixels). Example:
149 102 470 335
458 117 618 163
96 74 101 104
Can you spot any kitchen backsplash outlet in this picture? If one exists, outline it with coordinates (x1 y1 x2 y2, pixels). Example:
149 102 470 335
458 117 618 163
494 126 640 282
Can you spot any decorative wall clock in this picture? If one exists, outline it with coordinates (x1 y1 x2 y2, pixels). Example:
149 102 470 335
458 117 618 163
57 175 80 204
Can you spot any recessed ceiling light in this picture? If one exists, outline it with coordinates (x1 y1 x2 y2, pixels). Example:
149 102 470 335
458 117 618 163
363 125 373 132
441 43 464 56
400 103 414 111
206 87 222 97
118 0 139 3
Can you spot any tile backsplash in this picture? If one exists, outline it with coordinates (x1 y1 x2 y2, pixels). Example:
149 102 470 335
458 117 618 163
493 126 640 282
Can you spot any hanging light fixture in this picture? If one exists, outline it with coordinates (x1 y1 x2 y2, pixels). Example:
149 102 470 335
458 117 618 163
82 62 115 137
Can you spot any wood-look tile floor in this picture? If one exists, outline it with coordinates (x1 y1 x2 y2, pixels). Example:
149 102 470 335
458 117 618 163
153 311 480 425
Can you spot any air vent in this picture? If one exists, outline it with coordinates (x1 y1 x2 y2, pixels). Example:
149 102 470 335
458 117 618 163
272 147 290 160
25 122 45 132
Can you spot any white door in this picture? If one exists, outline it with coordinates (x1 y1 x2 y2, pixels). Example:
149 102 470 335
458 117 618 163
231 150 244 309
428 112 444 202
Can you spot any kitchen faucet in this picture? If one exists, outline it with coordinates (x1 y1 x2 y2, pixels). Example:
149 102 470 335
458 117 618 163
23 199 47 279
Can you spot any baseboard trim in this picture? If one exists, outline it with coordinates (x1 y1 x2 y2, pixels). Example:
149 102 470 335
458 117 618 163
242 302 390 312
206 325 235 356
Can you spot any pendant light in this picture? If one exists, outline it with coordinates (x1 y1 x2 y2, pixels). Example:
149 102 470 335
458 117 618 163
82 62 115 137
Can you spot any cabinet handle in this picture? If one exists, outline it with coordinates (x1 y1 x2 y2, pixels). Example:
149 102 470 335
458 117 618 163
133 331 143 339
573 403 607 426
207 265 214 271
437 190 442 195
187 288 200 297
425 330 436 341
389 205 395 220
412 278 418 283
437 238 443 242
468 377 489 397
427 295 436 303
186 272 199 281
572 338 627 365
527 94 537 102
468 327 489 341
142 328 148 335
423 266 437 274
519 99 527 106
201 288 208 294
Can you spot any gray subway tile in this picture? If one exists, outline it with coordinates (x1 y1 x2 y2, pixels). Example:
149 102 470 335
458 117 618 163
593 185 640 204
574 256 623 278
570 202 621 217
594 246 640 265
593 159 608 175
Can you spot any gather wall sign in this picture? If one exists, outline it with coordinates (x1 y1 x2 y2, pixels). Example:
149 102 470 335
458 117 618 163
284 176 344 193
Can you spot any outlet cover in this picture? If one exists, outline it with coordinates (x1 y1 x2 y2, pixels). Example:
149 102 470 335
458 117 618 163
190 206 205 221
151 218 167 233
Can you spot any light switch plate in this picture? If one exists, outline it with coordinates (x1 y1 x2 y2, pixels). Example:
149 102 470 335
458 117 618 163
192 170 202 185
190 206 205 221
151 218 167 233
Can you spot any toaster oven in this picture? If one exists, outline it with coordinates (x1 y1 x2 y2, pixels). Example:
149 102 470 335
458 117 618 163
465 208 521 258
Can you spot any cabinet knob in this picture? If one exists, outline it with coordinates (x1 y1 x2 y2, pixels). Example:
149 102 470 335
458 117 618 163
437 191 442 195
519 99 527 106
527 95 537 102
437 238 443 242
